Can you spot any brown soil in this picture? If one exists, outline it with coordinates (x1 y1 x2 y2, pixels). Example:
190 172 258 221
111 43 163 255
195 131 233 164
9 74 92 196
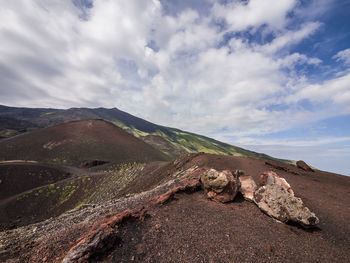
0 119 169 166
1 153 349 262
0 162 73 200
111 191 348 263
0 172 108 231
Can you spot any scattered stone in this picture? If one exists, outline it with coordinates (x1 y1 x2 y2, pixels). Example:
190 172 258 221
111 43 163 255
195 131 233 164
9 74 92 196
259 171 294 196
238 173 257 202
265 161 289 172
172 153 204 170
254 184 319 228
201 169 239 203
265 161 300 175
296 160 314 172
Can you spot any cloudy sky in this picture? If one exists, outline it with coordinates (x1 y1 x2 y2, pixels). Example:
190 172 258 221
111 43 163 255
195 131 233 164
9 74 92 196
0 0 350 175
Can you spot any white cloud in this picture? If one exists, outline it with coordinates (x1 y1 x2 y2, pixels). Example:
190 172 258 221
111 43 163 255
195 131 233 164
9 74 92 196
277 53 322 69
258 22 321 54
286 73 350 109
235 136 350 147
333 48 350 66
212 0 296 32
0 0 347 142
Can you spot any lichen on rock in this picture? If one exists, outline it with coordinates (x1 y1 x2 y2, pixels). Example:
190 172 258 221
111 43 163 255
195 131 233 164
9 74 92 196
254 183 319 228
201 169 239 203
259 170 294 196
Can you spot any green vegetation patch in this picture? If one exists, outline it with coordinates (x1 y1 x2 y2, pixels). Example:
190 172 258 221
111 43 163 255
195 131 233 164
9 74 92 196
108 118 293 165
16 190 33 201
40 111 54 117
87 162 145 203
112 121 293 164
52 157 68 164
59 184 78 204
0 129 18 138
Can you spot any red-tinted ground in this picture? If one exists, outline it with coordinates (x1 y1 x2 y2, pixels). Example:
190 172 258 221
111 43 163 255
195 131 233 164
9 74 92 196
1 154 349 262
0 119 169 166
111 191 347 263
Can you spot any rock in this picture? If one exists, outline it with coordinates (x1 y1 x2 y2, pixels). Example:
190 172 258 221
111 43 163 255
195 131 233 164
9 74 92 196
201 169 239 203
265 161 289 172
238 174 257 201
296 160 314 172
265 161 301 175
201 169 229 193
254 184 319 228
62 207 147 263
259 171 294 196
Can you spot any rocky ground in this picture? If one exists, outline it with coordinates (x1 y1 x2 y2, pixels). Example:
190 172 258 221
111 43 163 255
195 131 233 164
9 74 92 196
1 153 349 262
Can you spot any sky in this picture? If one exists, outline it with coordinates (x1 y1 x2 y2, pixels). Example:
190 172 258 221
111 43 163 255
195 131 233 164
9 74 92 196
0 0 349 175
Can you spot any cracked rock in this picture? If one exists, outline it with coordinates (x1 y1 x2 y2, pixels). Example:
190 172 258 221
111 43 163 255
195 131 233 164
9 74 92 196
254 184 319 228
238 173 257 202
201 169 239 203
259 171 294 196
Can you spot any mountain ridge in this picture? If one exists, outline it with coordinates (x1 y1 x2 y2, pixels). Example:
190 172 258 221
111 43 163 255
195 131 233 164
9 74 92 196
0 105 291 164
0 118 168 166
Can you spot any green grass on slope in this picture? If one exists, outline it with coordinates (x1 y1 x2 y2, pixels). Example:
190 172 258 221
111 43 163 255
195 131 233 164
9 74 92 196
13 163 145 208
0 129 19 138
111 120 292 164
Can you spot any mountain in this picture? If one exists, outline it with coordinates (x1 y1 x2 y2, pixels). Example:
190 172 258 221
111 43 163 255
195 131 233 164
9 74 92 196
0 105 289 163
0 105 349 262
0 119 168 166
0 119 169 229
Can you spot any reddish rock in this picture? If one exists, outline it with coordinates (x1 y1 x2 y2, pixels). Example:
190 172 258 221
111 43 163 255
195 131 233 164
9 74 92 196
296 160 314 172
149 168 202 206
255 171 319 228
238 173 257 202
259 171 294 196
254 184 319 228
62 206 147 263
201 169 239 203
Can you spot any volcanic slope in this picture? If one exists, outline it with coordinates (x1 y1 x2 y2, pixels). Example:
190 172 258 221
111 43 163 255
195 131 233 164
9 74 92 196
0 105 289 162
0 161 85 230
0 161 149 230
0 162 75 200
1 153 349 263
0 119 169 166
0 119 169 229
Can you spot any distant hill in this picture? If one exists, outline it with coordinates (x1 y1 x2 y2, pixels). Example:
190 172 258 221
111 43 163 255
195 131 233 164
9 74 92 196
0 105 290 163
0 119 168 166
